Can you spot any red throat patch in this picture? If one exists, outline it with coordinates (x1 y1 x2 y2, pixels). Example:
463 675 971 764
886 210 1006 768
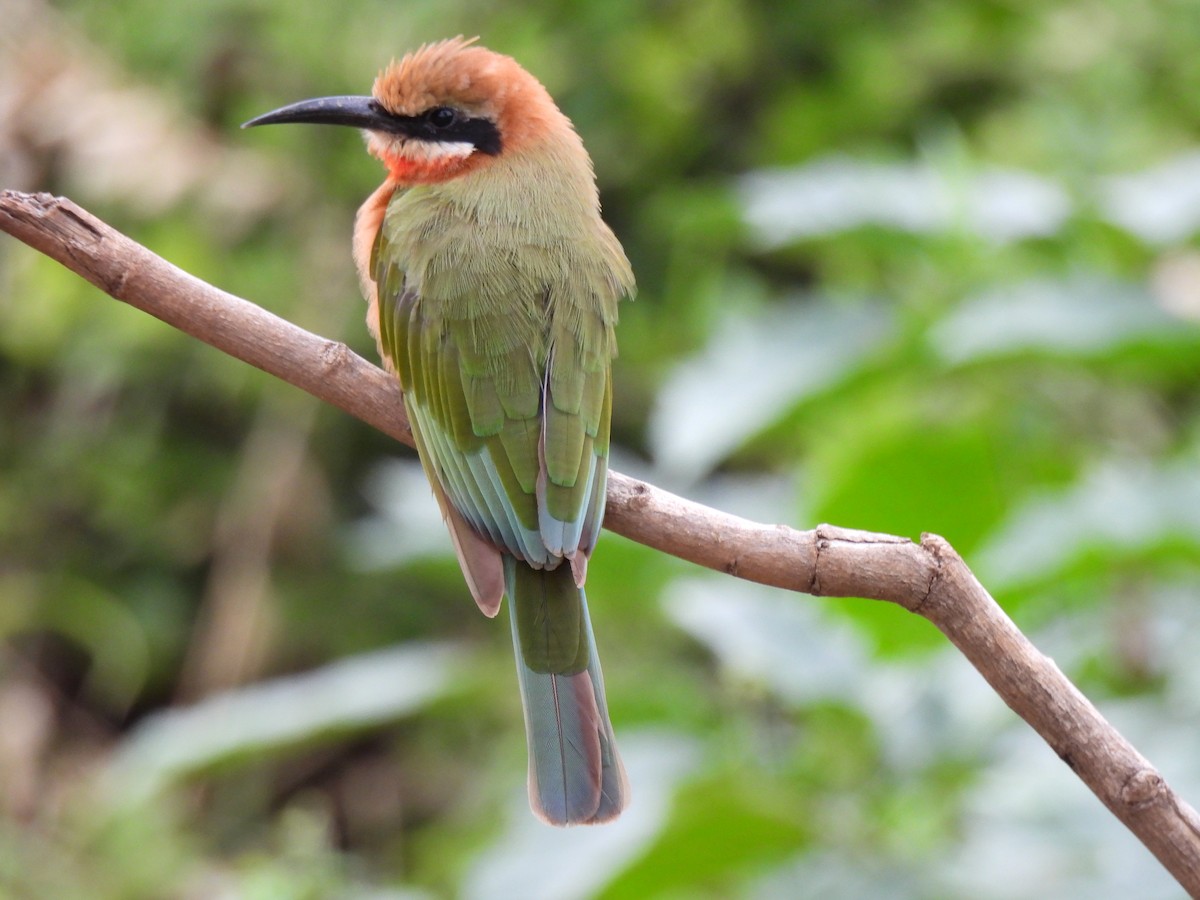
379 147 480 185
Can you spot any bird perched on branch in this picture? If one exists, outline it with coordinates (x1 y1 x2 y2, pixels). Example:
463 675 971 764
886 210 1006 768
245 37 633 825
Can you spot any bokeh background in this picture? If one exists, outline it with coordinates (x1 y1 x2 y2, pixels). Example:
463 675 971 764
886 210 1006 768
4 0 1200 896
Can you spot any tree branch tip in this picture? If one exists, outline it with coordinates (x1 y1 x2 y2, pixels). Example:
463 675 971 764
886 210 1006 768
1 189 55 212
1 191 103 243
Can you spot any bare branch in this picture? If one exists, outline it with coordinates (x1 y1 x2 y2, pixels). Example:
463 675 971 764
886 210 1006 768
4 189 1200 895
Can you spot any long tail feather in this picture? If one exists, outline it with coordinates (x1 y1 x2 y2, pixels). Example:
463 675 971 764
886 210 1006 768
505 558 627 825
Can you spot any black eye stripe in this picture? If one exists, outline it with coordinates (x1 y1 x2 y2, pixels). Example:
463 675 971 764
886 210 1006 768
369 104 502 156
442 116 502 155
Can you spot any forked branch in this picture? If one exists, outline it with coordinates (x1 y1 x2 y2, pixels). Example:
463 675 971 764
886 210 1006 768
3 190 1199 896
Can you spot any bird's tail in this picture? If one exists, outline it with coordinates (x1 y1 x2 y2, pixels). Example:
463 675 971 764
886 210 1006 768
505 556 628 825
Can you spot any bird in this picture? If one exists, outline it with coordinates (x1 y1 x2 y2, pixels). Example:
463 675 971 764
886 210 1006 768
244 37 633 825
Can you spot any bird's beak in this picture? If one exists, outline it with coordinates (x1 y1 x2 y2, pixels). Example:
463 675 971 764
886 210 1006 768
242 96 392 131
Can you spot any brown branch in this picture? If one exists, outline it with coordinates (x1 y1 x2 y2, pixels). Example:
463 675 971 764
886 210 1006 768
4 189 1200 895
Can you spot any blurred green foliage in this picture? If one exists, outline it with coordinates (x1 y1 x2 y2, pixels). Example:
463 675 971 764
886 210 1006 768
4 0 1200 896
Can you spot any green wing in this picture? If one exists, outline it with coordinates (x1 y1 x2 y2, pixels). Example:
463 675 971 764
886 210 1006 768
372 189 620 570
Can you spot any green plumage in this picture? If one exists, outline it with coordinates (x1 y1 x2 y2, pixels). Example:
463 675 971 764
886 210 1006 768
373 152 630 566
370 148 633 824
509 561 589 675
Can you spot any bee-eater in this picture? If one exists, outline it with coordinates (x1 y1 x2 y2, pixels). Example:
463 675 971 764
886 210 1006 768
245 37 633 825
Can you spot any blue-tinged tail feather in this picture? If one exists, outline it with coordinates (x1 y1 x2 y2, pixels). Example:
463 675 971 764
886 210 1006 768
505 557 627 825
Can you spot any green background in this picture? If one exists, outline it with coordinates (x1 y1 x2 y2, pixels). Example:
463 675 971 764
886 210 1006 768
3 0 1200 896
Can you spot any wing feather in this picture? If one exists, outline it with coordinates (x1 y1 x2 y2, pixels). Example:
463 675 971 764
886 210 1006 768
370 188 624 583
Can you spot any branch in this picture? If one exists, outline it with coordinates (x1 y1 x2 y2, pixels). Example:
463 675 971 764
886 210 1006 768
4 190 1200 894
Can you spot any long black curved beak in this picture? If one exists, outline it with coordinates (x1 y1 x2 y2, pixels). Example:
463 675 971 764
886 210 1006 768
242 96 390 131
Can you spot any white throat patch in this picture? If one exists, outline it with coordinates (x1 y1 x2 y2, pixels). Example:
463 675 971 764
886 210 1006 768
368 132 476 164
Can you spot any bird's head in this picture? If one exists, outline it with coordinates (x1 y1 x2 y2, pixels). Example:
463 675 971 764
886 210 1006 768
244 37 569 185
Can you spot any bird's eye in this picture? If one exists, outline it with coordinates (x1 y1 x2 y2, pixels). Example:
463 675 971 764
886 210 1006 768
427 107 458 128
